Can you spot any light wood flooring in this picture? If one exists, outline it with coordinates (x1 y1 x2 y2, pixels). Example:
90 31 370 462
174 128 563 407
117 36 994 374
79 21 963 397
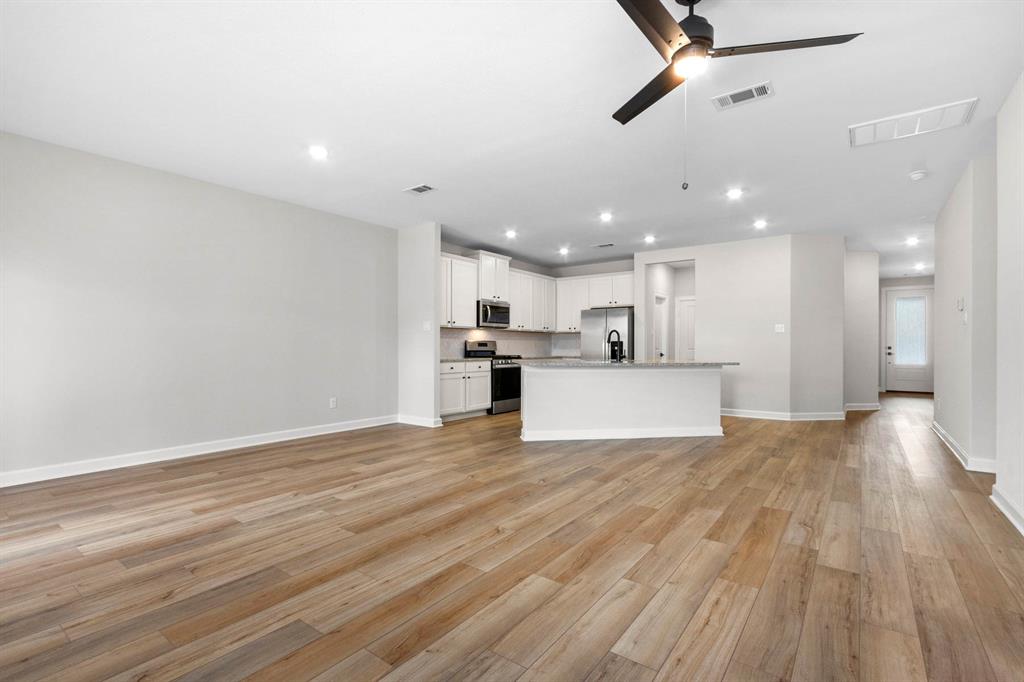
3 393 1024 681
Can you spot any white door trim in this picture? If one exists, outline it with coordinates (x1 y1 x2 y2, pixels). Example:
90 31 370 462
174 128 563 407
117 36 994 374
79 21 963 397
674 296 696 362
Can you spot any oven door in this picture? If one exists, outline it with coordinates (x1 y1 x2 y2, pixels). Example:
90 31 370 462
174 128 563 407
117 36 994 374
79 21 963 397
478 300 510 328
489 364 521 414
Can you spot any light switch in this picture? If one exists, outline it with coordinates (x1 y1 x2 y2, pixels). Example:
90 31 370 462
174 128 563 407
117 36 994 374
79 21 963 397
774 324 786 333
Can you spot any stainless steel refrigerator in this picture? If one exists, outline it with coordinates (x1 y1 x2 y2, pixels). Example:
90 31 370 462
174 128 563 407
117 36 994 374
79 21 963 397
581 307 635 362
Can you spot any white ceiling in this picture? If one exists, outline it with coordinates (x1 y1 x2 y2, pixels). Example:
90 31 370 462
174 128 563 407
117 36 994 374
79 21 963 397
3 1 1022 278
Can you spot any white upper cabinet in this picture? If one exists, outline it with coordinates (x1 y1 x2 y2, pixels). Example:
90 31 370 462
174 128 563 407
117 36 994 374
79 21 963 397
557 278 589 332
534 277 556 331
588 276 614 308
588 273 634 307
611 273 634 305
478 252 510 302
440 254 478 328
508 270 533 330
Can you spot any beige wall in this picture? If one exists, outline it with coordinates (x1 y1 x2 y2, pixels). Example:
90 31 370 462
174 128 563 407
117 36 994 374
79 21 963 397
1 133 399 480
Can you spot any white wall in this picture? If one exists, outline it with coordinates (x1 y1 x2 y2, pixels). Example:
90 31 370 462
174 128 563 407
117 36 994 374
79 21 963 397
397 223 441 426
673 264 695 298
844 251 880 409
789 234 846 417
635 235 793 417
993 73 1024 533
932 153 998 471
1 133 399 483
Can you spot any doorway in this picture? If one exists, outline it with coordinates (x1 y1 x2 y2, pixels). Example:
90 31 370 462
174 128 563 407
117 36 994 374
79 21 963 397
675 297 696 361
884 287 934 392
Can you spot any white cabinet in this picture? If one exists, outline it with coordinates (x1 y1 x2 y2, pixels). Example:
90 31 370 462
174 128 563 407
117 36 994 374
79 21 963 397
534 277 556 332
478 252 510 302
440 255 478 328
557 278 589 332
588 273 634 307
465 372 492 412
508 270 533 331
440 361 491 417
611 273 634 305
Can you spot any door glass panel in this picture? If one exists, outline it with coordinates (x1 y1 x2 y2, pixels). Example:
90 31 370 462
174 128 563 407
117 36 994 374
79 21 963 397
895 296 927 365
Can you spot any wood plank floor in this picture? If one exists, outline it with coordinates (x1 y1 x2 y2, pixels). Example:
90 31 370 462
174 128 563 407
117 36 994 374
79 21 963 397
3 393 1023 681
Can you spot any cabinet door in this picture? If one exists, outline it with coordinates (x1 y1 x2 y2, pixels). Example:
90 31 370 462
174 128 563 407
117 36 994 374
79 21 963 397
533 278 549 331
508 271 523 329
440 256 452 327
547 280 558 331
450 259 478 327
572 280 589 330
556 279 574 332
493 258 510 301
439 374 466 415
465 372 492 411
478 254 495 300
588 276 613 308
519 275 534 330
611 273 634 305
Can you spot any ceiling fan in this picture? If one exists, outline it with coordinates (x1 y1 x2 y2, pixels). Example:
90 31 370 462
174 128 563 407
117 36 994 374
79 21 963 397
613 0 861 124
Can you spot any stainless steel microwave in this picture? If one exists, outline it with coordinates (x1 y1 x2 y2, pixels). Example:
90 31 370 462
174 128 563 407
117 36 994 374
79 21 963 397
477 299 510 328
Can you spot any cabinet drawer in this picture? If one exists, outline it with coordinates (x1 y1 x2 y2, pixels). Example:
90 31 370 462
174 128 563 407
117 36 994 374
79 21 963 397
465 361 491 373
440 361 466 375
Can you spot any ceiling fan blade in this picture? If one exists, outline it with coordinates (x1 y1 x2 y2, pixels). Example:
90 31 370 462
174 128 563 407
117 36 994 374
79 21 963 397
711 33 862 58
615 0 690 63
613 64 684 125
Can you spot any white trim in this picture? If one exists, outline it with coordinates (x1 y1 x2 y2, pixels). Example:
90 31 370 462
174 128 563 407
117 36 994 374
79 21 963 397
521 426 723 441
398 415 443 428
721 408 845 422
1 414 402 488
845 403 881 412
931 420 997 473
991 486 1024 539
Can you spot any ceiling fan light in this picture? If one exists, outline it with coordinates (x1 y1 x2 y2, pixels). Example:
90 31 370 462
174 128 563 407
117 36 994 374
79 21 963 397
673 44 710 79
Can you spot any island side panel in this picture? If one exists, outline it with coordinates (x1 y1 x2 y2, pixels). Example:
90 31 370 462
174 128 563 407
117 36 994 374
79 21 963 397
520 366 723 441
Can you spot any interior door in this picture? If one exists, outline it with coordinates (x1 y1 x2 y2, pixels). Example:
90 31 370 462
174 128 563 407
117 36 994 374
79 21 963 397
885 288 934 392
675 298 696 361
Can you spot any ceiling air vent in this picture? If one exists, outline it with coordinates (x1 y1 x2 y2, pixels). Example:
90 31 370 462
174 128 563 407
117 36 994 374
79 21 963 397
593 243 615 249
848 98 978 148
403 184 435 194
711 81 774 111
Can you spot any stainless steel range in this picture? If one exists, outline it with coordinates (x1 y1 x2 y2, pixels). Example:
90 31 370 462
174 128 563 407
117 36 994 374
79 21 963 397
465 340 521 414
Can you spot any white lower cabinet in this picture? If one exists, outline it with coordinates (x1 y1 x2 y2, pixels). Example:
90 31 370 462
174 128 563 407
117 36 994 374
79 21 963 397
440 361 491 416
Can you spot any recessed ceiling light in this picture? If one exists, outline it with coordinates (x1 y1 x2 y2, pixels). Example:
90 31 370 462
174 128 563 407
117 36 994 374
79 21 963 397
644 235 656 244
600 212 613 223
753 219 767 230
905 236 920 246
505 229 517 239
726 188 743 200
308 145 328 161
559 247 569 256
914 262 925 271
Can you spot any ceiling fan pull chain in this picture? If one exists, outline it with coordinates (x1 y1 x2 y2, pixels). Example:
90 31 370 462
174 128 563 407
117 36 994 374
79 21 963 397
681 81 689 190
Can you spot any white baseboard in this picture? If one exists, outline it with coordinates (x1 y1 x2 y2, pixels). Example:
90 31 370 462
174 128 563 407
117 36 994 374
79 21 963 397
931 421 997 473
721 408 845 422
991 486 1024 539
521 426 723 442
845 403 881 412
397 415 443 428
1 414 402 488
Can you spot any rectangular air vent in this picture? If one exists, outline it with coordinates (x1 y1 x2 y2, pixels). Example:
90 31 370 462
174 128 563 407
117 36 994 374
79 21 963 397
403 184 435 194
848 98 978 148
711 81 773 111
592 243 615 248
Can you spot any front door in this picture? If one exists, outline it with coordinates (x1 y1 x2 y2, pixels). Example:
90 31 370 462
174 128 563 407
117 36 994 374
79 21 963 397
885 288 934 392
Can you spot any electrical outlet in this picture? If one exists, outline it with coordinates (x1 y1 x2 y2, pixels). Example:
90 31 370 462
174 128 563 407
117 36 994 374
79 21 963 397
774 324 786 333
329 397 337 409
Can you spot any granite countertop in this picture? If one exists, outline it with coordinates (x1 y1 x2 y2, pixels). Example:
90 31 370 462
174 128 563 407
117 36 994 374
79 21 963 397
519 359 740 368
439 355 579 363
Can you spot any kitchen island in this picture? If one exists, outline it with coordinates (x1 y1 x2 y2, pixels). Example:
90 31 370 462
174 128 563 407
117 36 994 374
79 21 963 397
519 360 739 441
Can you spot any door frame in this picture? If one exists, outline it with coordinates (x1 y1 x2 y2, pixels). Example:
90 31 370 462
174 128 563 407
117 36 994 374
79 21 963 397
880 284 935 393
674 296 696 361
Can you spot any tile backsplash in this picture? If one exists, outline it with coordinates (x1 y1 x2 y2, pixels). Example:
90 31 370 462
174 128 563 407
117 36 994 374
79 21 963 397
441 328 580 358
